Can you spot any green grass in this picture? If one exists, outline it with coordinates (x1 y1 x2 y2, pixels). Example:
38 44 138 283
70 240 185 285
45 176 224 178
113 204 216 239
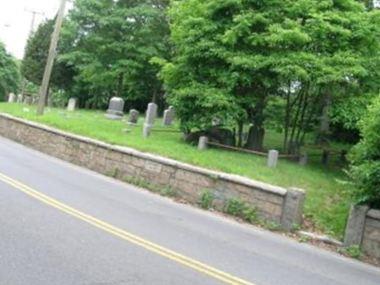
0 103 353 239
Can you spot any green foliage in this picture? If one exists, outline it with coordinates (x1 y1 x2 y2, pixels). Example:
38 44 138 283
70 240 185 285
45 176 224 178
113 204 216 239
0 42 20 101
21 19 75 91
160 0 380 151
349 96 380 208
199 190 214 209
225 198 257 223
339 245 362 259
61 0 171 110
160 187 176 197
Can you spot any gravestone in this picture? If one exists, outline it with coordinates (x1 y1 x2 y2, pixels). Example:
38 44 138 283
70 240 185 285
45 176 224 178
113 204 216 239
128 109 139 124
67 98 78 112
17 94 23 103
32 96 38 105
105 97 125 120
143 103 158 137
8 93 16 103
24 96 32 105
267 150 279 168
198 136 209 150
299 152 308 166
163 106 175 126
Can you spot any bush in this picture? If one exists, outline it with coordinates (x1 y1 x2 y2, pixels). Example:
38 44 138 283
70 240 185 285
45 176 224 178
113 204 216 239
199 190 214 209
225 198 258 223
349 96 380 208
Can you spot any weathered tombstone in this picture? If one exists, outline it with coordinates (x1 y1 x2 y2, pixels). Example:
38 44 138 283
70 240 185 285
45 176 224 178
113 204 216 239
105 97 125 120
143 124 152 138
17 94 23 103
128 109 139 124
145 102 158 125
267 150 279 168
143 103 158 137
299 152 308 166
67 98 78 112
24 96 32 105
8 93 16 103
163 106 175 126
198 136 209 150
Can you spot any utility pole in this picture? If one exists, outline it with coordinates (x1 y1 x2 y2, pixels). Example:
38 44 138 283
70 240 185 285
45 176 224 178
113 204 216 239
36 0 67 116
25 9 44 35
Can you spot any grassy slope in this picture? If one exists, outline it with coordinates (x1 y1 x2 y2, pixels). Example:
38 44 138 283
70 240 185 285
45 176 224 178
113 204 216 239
0 103 353 239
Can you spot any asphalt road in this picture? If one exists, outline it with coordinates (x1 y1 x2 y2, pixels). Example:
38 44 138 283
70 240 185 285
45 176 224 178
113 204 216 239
0 136 379 285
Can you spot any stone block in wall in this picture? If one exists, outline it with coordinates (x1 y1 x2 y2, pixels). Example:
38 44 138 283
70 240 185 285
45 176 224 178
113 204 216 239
175 169 214 189
281 188 305 230
144 160 163 174
362 238 380 260
364 223 380 242
344 205 369 247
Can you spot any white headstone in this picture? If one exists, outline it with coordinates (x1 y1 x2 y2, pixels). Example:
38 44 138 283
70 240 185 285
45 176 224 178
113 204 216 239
8 93 16 103
267 150 279 168
17 94 23 103
145 102 158 126
198 136 209 150
67 98 78 112
105 97 125 120
143 123 152 138
163 106 175 126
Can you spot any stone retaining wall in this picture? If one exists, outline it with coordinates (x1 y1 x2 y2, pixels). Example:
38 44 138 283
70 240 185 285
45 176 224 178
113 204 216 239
0 113 305 230
345 206 380 260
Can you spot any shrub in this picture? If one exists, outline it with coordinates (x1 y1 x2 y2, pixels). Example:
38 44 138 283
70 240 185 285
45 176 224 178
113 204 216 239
349 96 380 208
199 190 214 209
225 198 258 223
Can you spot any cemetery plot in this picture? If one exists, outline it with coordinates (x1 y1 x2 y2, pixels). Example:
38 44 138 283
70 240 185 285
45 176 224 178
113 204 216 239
0 103 353 239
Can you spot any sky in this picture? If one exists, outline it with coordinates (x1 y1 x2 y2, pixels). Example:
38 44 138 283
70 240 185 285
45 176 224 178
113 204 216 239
0 0 379 59
0 0 72 59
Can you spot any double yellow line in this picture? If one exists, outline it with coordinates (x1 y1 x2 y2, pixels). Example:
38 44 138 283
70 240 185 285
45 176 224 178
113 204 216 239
0 172 254 285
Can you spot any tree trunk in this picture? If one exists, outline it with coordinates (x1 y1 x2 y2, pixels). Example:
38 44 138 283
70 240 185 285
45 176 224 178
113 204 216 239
116 73 124 98
245 95 266 151
237 121 244 148
316 92 332 145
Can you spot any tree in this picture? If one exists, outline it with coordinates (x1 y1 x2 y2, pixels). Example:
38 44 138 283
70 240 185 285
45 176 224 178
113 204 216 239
61 0 171 110
349 95 380 208
21 19 75 92
159 0 380 151
0 42 20 101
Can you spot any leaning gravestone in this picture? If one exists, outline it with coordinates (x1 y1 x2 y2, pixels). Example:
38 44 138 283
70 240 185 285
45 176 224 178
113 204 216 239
8 93 16 103
67 98 78 112
143 102 158 137
105 97 125 120
17 94 23 103
163 106 175 126
128 109 139 124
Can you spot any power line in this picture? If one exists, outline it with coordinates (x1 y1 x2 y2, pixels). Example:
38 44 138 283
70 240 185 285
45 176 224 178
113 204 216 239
24 8 45 35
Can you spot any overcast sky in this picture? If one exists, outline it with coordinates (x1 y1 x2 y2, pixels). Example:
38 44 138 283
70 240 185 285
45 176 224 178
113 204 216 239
1 0 379 59
0 0 72 59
